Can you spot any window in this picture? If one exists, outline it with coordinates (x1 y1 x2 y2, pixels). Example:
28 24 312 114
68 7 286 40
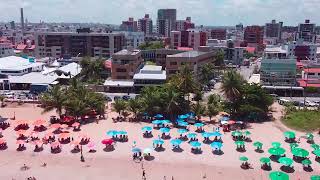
170 62 177 65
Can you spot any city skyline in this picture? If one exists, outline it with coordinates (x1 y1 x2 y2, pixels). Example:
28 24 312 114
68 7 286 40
1 0 320 26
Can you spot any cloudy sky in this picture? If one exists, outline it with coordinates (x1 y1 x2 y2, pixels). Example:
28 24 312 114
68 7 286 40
0 0 319 26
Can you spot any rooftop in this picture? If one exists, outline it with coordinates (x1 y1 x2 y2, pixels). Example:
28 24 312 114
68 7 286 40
265 46 287 53
133 65 166 80
114 49 140 56
104 79 134 87
304 68 320 74
0 56 43 71
167 51 207 58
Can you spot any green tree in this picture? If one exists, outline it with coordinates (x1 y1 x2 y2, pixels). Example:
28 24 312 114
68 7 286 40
162 85 183 121
127 98 142 119
191 102 206 120
207 94 221 105
138 41 165 50
0 95 5 107
39 85 67 117
199 63 215 85
80 57 106 84
112 99 127 118
206 103 219 121
221 71 244 102
214 50 225 67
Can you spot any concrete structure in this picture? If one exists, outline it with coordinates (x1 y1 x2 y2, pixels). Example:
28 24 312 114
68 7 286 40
297 19 316 43
123 31 145 49
265 20 283 40
260 58 297 86
0 43 14 58
141 48 184 67
120 17 138 32
170 29 207 50
133 65 166 89
175 17 195 31
138 14 153 36
111 49 143 80
166 51 215 75
244 26 264 51
211 29 227 40
35 30 125 58
157 9 177 37
20 8 24 33
0 56 44 76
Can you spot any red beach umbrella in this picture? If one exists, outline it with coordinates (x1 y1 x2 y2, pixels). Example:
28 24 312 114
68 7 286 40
101 139 114 145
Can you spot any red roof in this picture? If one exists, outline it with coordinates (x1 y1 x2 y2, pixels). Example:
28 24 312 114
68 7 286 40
304 68 320 73
16 44 27 50
298 80 320 88
296 62 303 68
245 47 256 53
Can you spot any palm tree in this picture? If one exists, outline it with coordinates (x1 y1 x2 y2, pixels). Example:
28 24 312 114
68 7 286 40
112 99 127 118
208 94 221 105
220 71 244 102
127 98 142 119
39 85 67 117
0 95 5 107
162 85 181 120
191 102 206 120
206 103 219 121
199 63 214 85
214 50 225 67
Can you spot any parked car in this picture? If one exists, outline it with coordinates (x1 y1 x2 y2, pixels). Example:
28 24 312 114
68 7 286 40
306 100 318 107
278 98 290 105
122 95 131 101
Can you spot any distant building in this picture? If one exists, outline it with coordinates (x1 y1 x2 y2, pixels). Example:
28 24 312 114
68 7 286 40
211 29 227 40
265 20 283 41
244 26 264 51
35 30 125 58
138 14 153 36
157 9 177 37
133 65 166 90
166 51 215 75
0 56 43 76
120 17 138 32
297 19 316 43
0 43 14 58
141 48 184 67
176 17 195 31
110 49 143 80
10 21 15 30
236 23 244 31
123 31 145 49
170 29 207 50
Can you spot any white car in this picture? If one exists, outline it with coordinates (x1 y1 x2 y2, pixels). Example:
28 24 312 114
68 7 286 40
305 101 318 107
278 98 290 105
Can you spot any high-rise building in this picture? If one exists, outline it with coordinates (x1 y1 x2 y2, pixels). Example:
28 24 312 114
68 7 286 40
265 20 283 40
176 17 195 31
244 26 264 51
236 23 244 31
138 14 153 36
10 21 15 30
20 8 24 33
120 17 138 32
211 29 227 40
35 30 125 58
297 19 316 43
157 9 177 37
170 29 207 50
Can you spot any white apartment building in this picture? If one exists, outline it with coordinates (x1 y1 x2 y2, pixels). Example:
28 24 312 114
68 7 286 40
123 31 145 49
0 43 14 58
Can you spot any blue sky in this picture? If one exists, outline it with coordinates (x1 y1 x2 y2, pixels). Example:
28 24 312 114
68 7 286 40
1 0 319 26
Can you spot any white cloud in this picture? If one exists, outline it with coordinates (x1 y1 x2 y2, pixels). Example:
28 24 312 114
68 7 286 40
0 0 319 26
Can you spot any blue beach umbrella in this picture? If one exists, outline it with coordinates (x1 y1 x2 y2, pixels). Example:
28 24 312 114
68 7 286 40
210 142 223 149
153 139 164 145
118 131 127 135
106 130 118 136
194 123 205 127
141 126 152 132
132 148 142 153
189 141 202 148
170 139 183 146
177 128 188 134
211 131 222 137
201 132 212 138
154 114 164 119
160 127 170 133
187 133 197 138
178 114 189 119
176 119 185 123
152 120 163 125
161 120 171 124
178 121 189 127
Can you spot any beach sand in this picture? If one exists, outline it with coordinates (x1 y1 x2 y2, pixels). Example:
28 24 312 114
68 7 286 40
0 103 319 180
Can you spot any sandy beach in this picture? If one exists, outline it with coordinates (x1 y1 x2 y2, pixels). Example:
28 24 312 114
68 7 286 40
0 103 319 180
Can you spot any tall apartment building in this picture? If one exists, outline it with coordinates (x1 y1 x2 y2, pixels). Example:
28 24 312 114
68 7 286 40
265 20 283 40
170 29 207 50
35 30 125 58
297 19 316 43
138 14 153 36
236 23 244 31
176 17 195 31
111 49 143 79
157 9 177 37
244 26 264 50
123 31 145 49
120 17 138 32
211 29 227 40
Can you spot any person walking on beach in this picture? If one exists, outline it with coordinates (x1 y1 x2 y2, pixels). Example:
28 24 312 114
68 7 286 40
142 169 146 180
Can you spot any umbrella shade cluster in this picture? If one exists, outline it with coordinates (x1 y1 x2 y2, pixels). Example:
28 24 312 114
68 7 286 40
311 175 320 180
239 156 248 161
177 128 188 134
253 141 263 149
284 131 296 139
278 157 293 167
170 139 182 146
292 148 309 158
311 144 320 151
211 131 222 137
194 123 204 128
160 128 170 133
235 141 245 146
260 157 271 165
272 142 282 148
301 159 312 166
306 133 314 140
189 141 201 148
178 121 189 127
153 139 164 145
101 138 114 145
187 133 197 139
269 171 289 180
268 147 286 156
314 149 320 157
232 131 243 137
210 142 223 149
154 114 164 119
132 147 141 153
141 126 152 132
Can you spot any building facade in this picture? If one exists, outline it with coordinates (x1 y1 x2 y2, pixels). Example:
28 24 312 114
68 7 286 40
265 20 283 40
138 14 153 36
157 9 177 37
0 43 14 58
297 19 316 43
120 17 138 32
244 26 264 50
170 29 207 50
35 31 125 58
123 31 145 49
111 49 143 80
175 17 195 31
211 29 227 40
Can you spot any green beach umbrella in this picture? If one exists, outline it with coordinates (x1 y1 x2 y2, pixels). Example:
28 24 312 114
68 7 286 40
279 157 293 167
306 133 314 140
272 142 282 148
260 157 271 164
235 141 245 146
253 141 263 149
313 149 320 157
292 148 309 158
290 143 299 150
244 130 251 136
284 131 296 139
239 156 248 161
301 159 312 166
269 171 289 180
232 131 243 137
311 144 320 150
311 175 320 180
268 147 286 156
